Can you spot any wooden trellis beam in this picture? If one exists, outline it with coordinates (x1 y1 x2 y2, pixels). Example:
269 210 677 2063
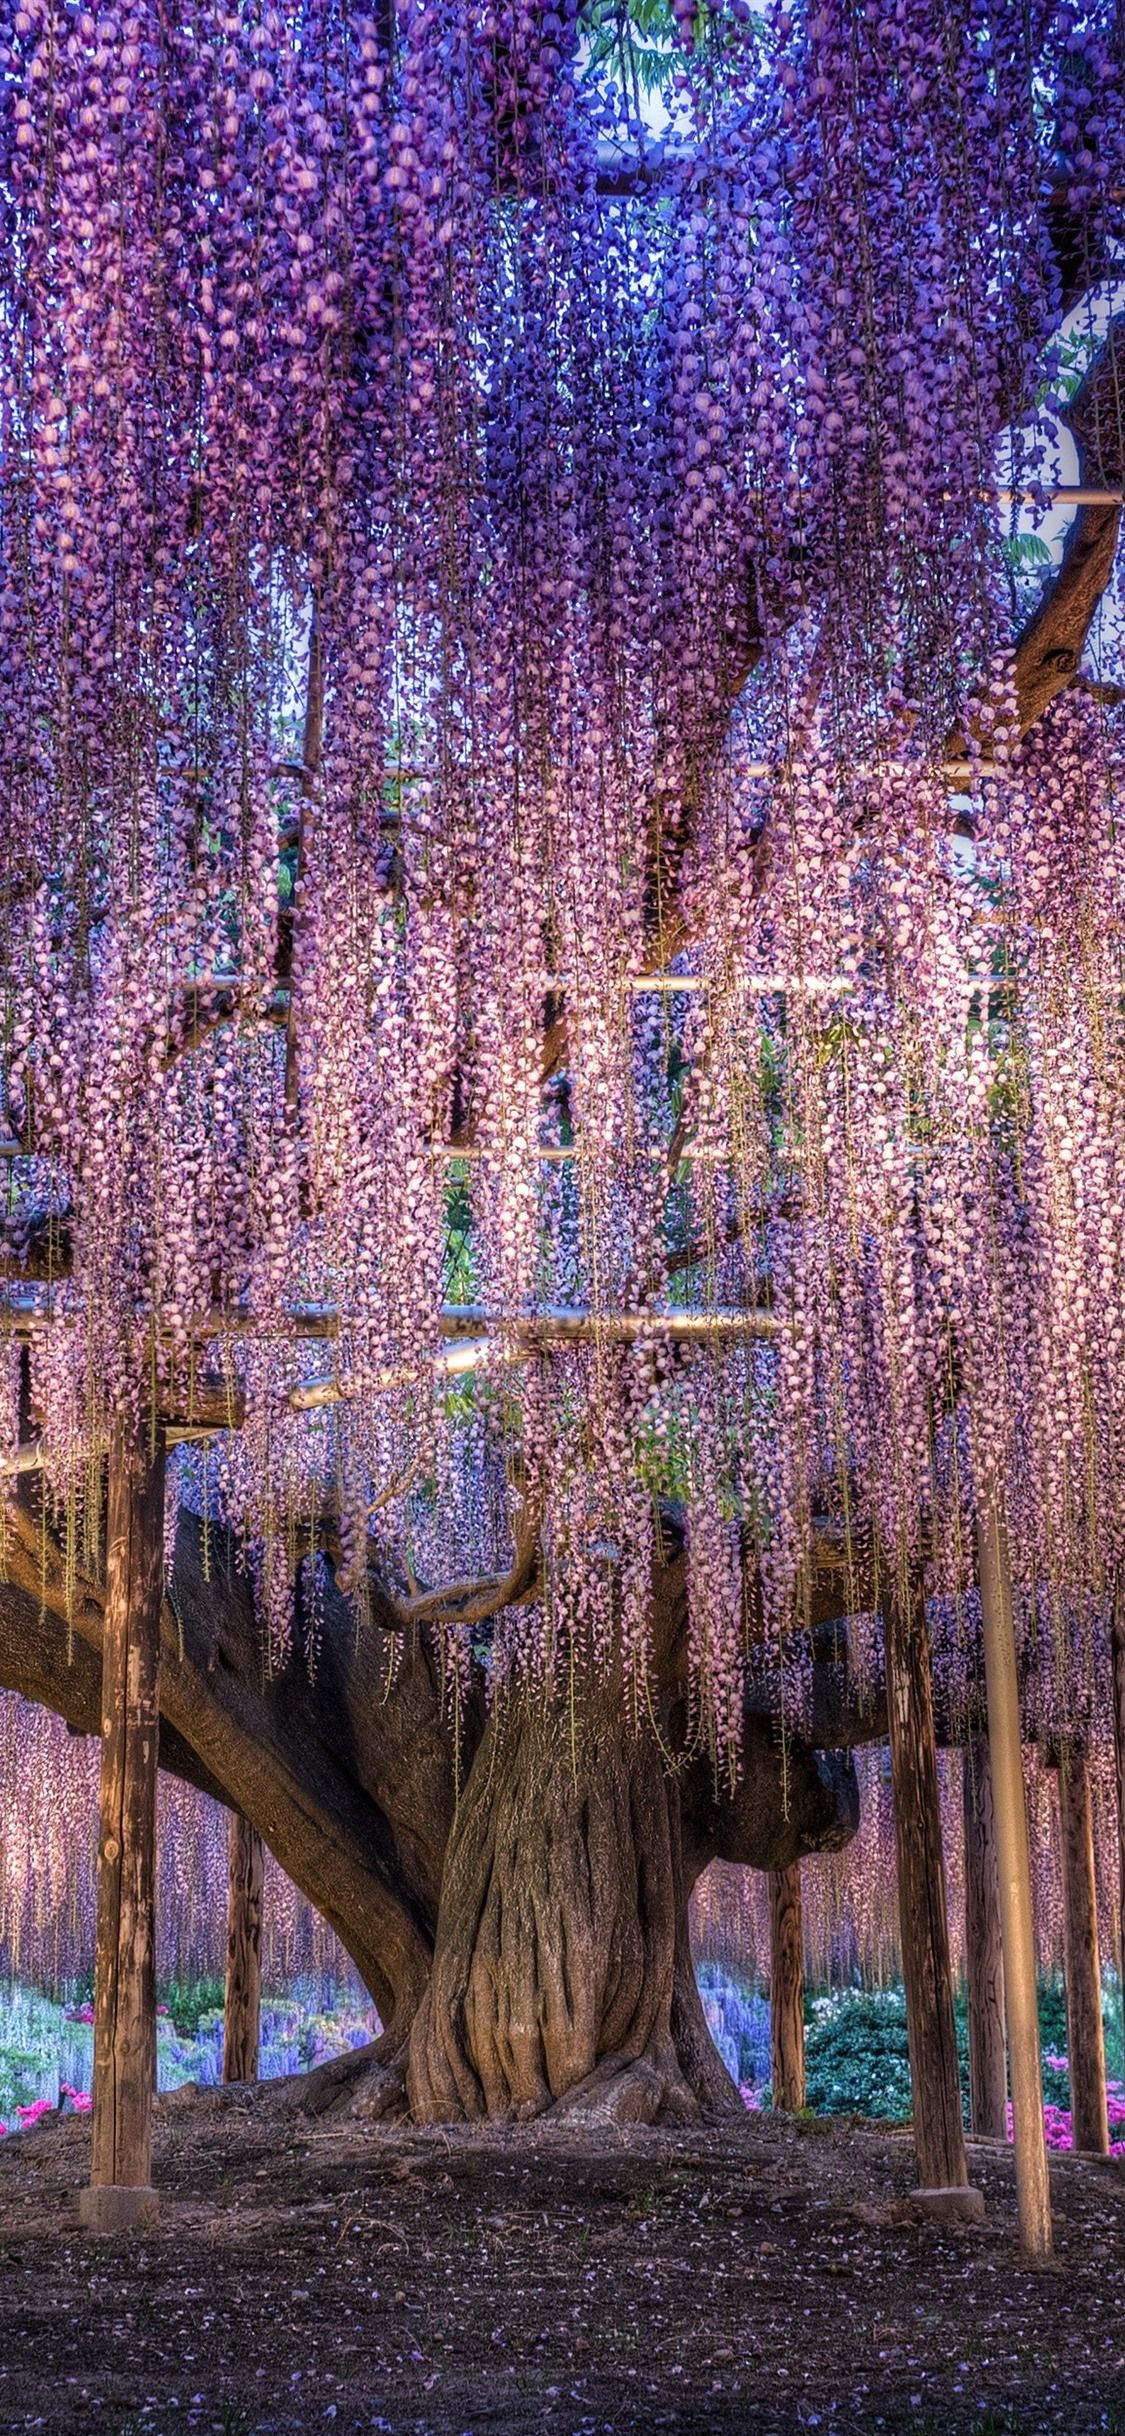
996 485 1124 507
289 1303 783 1412
0 1295 780 1428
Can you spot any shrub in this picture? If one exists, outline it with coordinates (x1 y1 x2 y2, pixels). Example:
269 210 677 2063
802 1978 1119 2127
804 1988 920 2122
158 1975 226 2037
0 1974 380 2126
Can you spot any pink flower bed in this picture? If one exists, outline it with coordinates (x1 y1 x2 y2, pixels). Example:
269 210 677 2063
1004 2058 1125 2155
0 2083 91 2138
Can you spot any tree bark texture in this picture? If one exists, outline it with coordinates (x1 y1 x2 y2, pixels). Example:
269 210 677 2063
223 1811 264 2083
89 1418 165 2193
1110 1592 1125 2079
408 1675 858 2126
962 1736 1007 2138
976 1503 1051 2258
1009 318 1125 733
407 1678 696 2124
768 1863 806 2112
884 1585 968 2191
1056 1739 1108 2156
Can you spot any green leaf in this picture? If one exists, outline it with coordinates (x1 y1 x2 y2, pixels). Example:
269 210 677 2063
1001 531 1053 569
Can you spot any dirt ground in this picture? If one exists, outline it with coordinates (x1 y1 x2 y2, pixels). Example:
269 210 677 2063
0 2085 1123 2436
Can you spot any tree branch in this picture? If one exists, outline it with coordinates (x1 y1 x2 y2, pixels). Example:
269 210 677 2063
0 1488 453 2033
162 982 288 1073
1009 314 1125 735
395 1489 543 1631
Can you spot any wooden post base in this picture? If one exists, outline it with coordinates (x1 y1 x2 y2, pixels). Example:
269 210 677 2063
79 2184 159 2236
910 2184 986 2225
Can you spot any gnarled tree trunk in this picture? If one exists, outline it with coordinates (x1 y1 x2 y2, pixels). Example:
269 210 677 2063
0 1478 860 2125
408 1677 698 2124
408 1667 859 2125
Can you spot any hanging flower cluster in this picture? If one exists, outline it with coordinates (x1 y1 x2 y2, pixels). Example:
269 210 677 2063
4 1691 1117 2014
0 0 1124 1758
692 1741 1123 1993
0 1691 341 1986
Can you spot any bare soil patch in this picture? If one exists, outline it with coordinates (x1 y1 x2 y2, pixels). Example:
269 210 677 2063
0 2088 1123 2436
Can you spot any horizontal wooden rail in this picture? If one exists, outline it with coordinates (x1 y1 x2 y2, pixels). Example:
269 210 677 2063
0 1287 779 1350
289 1303 783 1410
996 486 1124 507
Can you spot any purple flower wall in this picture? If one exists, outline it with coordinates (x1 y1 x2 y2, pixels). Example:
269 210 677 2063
0 3 1122 1755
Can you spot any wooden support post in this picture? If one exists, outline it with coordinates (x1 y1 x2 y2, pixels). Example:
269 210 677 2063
1056 1738 1108 2156
80 1416 165 2236
768 1862 806 2111
884 1583 972 2200
963 1735 1007 2137
1110 1591 1125 2082
977 1503 1052 2259
223 1811 264 2084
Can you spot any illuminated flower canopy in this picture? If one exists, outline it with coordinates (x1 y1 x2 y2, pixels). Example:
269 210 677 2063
0 0 1123 1755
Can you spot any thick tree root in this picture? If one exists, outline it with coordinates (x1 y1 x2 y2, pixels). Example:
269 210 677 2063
264 2037 409 2123
548 2044 701 2129
669 1913 747 2119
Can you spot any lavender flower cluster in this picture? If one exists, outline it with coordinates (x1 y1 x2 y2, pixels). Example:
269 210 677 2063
0 1 1122 1752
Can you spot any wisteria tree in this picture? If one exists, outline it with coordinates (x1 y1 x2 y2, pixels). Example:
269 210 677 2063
0 0 1122 2131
